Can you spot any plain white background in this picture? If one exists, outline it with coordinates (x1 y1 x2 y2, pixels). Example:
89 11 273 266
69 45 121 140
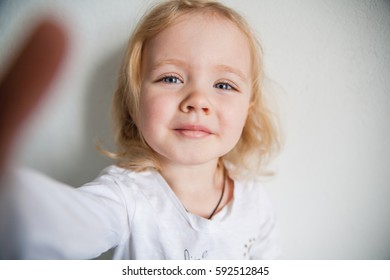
1 0 389 259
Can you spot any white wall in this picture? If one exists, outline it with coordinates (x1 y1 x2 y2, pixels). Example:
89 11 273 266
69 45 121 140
1 0 389 259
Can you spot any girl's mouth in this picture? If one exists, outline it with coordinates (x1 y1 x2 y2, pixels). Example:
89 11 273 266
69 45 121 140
174 125 213 138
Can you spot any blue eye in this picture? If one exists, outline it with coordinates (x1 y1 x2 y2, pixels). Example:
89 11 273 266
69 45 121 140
161 75 182 84
215 82 234 91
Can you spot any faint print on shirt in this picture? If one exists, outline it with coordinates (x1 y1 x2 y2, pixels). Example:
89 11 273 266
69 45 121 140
243 237 256 257
183 236 257 259
184 249 208 260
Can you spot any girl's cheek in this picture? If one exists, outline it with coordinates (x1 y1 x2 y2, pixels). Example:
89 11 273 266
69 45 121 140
147 96 175 122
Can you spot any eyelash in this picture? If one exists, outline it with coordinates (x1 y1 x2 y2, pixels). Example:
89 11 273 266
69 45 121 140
214 80 237 91
158 74 183 84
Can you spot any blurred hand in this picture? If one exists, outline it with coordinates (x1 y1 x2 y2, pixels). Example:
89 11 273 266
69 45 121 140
0 19 68 174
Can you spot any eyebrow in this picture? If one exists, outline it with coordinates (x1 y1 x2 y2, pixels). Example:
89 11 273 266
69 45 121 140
213 64 248 82
150 58 188 71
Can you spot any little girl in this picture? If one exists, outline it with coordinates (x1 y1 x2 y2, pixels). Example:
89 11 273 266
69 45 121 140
0 0 280 259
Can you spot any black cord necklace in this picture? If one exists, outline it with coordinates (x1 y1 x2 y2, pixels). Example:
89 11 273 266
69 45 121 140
208 168 226 219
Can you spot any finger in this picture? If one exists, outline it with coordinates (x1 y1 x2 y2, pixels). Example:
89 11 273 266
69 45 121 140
0 19 68 173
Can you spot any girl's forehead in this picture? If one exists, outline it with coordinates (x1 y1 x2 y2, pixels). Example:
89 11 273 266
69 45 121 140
144 13 251 64
143 10 247 46
166 12 242 36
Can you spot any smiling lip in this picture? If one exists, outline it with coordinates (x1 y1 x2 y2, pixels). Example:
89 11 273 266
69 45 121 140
174 125 213 138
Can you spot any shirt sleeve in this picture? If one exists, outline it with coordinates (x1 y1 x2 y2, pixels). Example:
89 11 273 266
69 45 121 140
249 184 282 260
0 167 134 259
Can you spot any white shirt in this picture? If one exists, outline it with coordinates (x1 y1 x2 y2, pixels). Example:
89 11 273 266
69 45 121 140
0 165 280 259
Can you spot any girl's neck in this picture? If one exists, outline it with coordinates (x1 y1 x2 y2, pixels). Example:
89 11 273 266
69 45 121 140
158 157 234 219
159 158 222 195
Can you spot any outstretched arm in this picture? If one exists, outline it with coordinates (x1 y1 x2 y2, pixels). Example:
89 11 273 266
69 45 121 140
0 20 130 259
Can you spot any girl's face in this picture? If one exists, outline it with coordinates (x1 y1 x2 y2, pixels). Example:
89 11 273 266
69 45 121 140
138 13 252 167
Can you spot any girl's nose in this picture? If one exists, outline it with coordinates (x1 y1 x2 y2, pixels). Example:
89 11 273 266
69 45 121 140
179 90 211 115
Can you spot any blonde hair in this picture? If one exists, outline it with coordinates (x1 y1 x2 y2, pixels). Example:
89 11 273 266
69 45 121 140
107 0 280 180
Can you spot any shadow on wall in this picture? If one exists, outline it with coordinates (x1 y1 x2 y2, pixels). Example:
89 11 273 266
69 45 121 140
63 45 126 186
87 45 128 259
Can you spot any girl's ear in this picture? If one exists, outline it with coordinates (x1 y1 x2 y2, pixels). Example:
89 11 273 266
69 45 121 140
245 102 254 122
248 101 255 113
